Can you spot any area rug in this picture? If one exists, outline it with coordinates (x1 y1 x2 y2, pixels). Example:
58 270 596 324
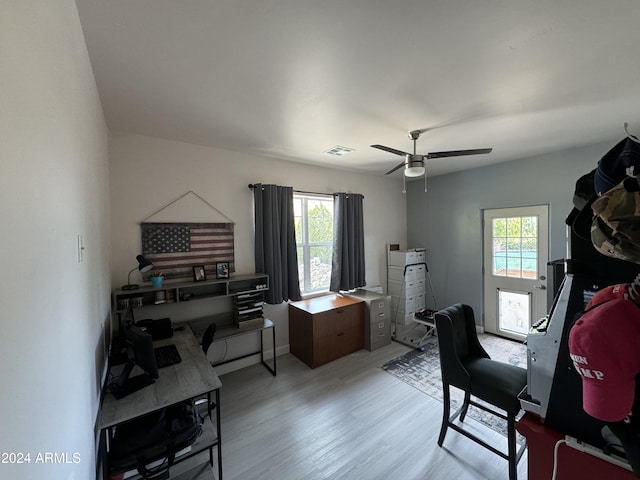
382 333 527 442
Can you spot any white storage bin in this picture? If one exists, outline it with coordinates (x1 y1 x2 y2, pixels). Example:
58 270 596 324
388 249 426 267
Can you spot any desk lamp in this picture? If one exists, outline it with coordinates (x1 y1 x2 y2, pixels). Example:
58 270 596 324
122 255 154 290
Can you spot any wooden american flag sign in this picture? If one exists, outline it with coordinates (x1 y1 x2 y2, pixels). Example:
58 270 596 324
141 222 234 279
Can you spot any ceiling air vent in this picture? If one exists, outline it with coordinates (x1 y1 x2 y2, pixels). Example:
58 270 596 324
324 145 355 156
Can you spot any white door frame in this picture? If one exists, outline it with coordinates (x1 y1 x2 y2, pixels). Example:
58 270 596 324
483 205 549 340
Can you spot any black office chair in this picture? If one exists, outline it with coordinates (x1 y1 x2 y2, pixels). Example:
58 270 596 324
202 322 216 356
197 323 217 414
434 303 527 480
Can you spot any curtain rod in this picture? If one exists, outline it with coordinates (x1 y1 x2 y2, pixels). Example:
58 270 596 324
248 184 348 197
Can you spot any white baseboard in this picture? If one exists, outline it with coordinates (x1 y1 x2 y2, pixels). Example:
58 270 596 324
476 325 485 334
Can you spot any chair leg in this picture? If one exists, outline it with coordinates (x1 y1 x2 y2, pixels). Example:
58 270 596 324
507 414 517 480
459 391 471 422
438 383 451 447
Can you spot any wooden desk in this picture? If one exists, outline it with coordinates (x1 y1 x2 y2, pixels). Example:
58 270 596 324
98 328 223 480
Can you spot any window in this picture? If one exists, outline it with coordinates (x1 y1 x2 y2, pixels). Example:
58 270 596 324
293 193 334 295
491 215 538 279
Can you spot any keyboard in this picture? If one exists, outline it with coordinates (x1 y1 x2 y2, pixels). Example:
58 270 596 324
154 344 182 368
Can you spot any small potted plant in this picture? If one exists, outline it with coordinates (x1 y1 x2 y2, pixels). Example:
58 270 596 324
149 271 164 288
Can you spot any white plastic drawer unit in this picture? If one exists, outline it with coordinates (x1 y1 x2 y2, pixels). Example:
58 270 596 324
387 264 426 283
388 249 426 267
388 279 425 297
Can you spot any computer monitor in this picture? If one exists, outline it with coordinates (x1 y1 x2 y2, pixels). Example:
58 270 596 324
110 325 159 399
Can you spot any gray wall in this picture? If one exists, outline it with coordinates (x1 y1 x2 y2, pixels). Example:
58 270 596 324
406 140 617 324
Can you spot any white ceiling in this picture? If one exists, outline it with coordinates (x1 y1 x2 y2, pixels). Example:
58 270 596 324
75 0 640 177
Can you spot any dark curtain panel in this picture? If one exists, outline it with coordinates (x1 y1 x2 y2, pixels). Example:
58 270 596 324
330 193 366 292
253 184 301 304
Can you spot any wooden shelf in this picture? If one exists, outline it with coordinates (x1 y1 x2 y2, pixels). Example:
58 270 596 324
113 273 269 311
112 272 273 377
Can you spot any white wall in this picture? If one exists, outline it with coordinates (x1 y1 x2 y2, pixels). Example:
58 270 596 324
109 131 407 361
0 2 110 479
406 141 615 322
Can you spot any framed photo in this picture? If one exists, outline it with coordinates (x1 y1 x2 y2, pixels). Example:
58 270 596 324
193 266 207 282
216 262 229 279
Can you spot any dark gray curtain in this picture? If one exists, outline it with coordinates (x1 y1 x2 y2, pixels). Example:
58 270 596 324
330 193 365 292
253 184 301 304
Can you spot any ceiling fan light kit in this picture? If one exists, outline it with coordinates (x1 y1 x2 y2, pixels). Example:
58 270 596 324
404 159 425 177
372 129 492 192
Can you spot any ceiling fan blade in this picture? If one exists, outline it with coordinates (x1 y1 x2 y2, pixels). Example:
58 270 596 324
384 161 406 175
426 148 492 159
371 144 409 157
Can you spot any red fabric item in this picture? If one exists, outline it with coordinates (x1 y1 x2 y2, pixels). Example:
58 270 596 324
586 283 635 309
569 298 640 422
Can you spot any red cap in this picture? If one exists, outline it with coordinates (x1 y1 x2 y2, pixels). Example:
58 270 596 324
586 283 631 309
568 298 640 422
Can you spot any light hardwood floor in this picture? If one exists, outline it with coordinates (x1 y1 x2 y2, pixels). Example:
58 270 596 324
216 342 528 480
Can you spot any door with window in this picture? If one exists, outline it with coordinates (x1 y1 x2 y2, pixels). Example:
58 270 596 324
483 205 549 340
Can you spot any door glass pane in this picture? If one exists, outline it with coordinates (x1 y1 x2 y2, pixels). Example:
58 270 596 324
494 256 506 276
491 215 538 279
498 289 530 335
492 237 505 275
507 238 522 257
522 237 537 279
522 217 537 237
507 257 522 276
507 217 521 237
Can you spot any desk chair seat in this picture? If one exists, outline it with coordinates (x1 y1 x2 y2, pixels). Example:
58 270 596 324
434 303 527 480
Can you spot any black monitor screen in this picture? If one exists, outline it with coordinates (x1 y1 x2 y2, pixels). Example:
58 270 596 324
109 325 158 399
125 325 159 379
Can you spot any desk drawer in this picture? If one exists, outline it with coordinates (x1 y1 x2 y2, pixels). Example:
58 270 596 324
365 318 390 350
369 298 390 319
313 304 362 337
369 332 391 351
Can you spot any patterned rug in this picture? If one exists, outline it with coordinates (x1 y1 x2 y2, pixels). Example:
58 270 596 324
382 333 527 442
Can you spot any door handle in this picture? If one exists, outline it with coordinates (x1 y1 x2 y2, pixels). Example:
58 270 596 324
533 285 546 290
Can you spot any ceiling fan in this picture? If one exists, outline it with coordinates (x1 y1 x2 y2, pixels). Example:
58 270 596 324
372 130 493 178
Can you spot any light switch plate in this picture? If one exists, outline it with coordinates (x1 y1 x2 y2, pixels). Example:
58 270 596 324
77 234 84 263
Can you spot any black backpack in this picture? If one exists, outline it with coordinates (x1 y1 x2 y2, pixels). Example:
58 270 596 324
109 399 202 479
